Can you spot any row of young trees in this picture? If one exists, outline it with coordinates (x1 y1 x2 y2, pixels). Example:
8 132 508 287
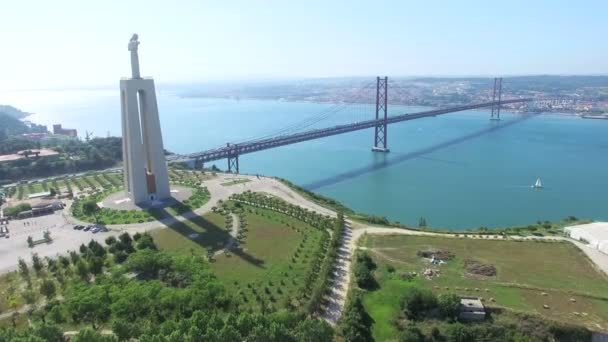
229 192 346 316
305 212 345 315
229 191 335 231
7 230 335 341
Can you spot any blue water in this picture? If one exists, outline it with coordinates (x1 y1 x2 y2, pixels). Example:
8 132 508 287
2 89 608 229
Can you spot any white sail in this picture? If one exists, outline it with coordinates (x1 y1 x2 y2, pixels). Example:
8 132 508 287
534 178 543 188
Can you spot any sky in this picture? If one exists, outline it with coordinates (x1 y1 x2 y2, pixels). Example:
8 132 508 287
1 0 607 90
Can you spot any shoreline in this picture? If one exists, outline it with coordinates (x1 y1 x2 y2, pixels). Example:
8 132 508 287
175 94 605 116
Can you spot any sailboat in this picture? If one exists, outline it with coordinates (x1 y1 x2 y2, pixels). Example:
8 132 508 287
532 178 543 189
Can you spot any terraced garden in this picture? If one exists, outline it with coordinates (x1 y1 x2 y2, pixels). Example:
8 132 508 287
5 172 124 200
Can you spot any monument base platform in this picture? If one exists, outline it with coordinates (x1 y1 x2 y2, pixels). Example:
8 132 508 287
99 186 192 211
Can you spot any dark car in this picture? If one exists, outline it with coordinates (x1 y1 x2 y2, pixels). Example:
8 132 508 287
83 225 93 232
73 225 84 230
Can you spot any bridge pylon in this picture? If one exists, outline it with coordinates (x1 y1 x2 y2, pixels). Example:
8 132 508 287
490 77 503 121
226 143 239 173
372 76 389 152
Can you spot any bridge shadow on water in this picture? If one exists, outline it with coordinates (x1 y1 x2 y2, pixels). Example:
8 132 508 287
304 114 538 190
151 206 265 268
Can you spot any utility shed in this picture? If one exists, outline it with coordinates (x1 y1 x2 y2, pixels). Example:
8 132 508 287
459 297 485 321
565 222 608 255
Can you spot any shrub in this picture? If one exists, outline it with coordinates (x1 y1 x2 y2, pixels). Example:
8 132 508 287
401 287 437 320
438 293 461 320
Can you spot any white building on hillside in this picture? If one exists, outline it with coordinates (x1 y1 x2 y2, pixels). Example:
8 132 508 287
564 222 608 255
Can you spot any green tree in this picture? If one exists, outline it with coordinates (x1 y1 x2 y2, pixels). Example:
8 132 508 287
27 235 34 248
354 252 377 289
445 323 473 342
341 295 372 342
118 232 133 245
65 284 111 329
124 249 171 279
72 327 117 342
31 322 64 342
88 239 107 258
136 233 157 250
22 290 36 305
43 230 52 242
401 324 425 342
438 293 461 320
88 256 104 275
105 236 117 245
58 255 71 268
82 200 100 223
401 287 437 320
47 305 66 324
18 257 29 279
112 319 138 341
40 279 56 300
294 319 334 342
32 252 44 275
75 259 90 282
114 251 128 264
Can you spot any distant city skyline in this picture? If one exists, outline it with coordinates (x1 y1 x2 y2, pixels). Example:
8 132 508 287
1 0 608 90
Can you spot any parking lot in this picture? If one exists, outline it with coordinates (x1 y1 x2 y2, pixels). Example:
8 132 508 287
0 210 117 274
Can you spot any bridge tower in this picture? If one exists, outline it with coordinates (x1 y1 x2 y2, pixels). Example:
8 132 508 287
227 143 239 173
372 76 389 152
490 77 503 121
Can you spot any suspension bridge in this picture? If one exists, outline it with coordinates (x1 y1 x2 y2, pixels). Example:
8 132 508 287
170 77 532 173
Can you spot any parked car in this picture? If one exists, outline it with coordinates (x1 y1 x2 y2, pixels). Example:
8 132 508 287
74 225 84 230
83 225 93 232
92 226 102 234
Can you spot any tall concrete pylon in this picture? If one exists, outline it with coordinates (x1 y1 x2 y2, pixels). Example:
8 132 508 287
120 34 170 205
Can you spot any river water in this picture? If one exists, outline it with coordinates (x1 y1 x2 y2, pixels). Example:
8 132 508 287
2 89 607 229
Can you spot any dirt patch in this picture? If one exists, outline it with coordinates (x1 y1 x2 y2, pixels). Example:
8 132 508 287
417 248 455 260
465 259 497 277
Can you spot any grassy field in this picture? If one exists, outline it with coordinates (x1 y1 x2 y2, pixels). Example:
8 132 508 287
151 203 326 312
359 235 608 340
150 212 230 253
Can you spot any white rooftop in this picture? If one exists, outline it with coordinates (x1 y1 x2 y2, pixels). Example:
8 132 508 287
565 222 608 241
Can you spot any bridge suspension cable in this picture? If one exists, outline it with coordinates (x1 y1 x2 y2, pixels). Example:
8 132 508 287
226 81 376 145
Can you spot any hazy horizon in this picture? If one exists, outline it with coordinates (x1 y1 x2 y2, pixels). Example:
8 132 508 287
2 0 608 91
